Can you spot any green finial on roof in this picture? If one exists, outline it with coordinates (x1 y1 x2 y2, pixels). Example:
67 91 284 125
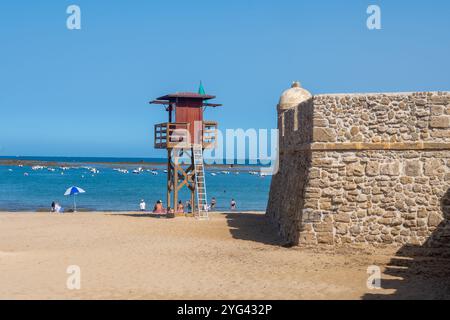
198 81 206 95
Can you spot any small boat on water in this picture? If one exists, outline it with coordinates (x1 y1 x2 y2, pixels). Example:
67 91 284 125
210 173 217 176
150 171 158 175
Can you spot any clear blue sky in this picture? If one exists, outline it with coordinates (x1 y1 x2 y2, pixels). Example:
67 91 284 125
0 0 449 157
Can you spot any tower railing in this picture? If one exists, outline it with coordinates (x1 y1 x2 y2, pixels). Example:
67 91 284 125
154 121 218 149
154 122 191 149
202 121 218 149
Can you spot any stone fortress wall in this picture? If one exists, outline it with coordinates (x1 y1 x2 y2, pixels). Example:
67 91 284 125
267 82 450 247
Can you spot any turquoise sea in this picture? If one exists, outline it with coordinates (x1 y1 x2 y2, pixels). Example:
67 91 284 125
0 157 271 212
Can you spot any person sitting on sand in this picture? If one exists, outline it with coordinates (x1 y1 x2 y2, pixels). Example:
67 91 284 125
139 199 146 212
153 200 166 214
210 197 216 210
176 201 184 214
55 202 63 213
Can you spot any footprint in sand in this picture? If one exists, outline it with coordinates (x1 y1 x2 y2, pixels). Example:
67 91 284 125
0 251 18 257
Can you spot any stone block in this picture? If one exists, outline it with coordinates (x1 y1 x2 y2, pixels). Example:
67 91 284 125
350 126 360 136
424 159 442 177
334 213 351 223
316 233 334 245
381 234 394 244
304 199 319 210
380 162 400 176
356 194 368 202
335 223 348 235
314 119 329 127
302 209 322 223
366 161 380 176
400 176 414 184
431 96 450 105
417 208 428 218
350 225 362 236
356 210 367 218
428 212 443 228
313 222 333 233
320 201 333 211
313 128 337 142
430 116 450 128
431 106 444 116
299 232 316 245
347 163 365 177
404 160 422 177
300 223 314 232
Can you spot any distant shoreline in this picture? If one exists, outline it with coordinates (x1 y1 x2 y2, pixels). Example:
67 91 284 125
0 158 264 170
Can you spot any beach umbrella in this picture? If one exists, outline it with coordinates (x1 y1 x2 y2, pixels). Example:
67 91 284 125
64 186 86 212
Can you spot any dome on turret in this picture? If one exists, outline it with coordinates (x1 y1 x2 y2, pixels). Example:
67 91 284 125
278 81 312 111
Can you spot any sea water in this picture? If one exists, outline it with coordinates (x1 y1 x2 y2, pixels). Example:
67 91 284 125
0 158 271 212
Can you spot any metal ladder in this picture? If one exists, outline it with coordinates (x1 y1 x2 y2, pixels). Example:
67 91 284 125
193 145 209 220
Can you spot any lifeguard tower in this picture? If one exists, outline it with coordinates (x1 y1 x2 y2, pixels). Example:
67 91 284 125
150 85 221 219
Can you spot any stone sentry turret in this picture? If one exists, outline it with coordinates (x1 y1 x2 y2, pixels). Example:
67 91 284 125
277 81 312 138
267 82 450 247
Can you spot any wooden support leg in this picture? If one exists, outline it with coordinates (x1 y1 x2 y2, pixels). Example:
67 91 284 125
167 149 171 209
173 149 179 211
190 149 196 213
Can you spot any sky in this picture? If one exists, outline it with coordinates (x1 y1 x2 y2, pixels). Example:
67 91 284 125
0 0 449 158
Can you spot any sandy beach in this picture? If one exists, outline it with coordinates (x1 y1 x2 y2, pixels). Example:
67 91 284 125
1 211 449 300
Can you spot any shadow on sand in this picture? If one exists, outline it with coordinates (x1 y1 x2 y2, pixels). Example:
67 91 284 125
363 188 450 299
106 213 174 219
225 212 288 247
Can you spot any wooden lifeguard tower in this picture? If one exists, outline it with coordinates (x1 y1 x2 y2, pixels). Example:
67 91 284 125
150 85 221 219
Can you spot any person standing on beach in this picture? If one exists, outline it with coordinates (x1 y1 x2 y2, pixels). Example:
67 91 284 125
176 201 184 213
139 199 146 212
51 201 56 213
211 197 216 210
230 199 236 211
186 200 192 213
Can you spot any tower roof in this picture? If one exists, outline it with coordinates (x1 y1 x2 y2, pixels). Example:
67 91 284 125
156 92 215 101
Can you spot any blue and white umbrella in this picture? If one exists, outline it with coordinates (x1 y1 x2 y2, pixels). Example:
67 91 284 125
64 186 86 212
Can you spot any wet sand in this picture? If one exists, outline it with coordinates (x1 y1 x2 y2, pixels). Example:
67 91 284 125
0 211 449 300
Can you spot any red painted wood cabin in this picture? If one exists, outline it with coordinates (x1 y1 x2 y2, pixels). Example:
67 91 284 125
150 92 221 149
